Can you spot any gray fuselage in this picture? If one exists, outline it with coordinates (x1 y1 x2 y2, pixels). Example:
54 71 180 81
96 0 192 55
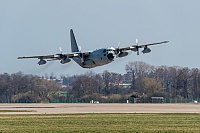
72 48 115 68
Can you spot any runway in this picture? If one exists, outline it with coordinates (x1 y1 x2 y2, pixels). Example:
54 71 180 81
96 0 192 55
0 103 199 114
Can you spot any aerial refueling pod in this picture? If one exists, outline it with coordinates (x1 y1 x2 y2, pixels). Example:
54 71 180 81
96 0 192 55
60 58 71 64
142 46 151 54
38 59 47 65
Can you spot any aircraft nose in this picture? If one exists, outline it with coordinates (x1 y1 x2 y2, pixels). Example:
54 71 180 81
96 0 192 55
107 53 114 61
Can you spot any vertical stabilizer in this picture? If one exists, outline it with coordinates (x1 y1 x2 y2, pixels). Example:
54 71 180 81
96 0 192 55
70 29 79 52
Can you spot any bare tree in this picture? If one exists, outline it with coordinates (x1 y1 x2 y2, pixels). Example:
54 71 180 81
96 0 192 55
71 75 99 98
140 77 163 98
125 61 152 91
33 77 59 102
102 70 112 96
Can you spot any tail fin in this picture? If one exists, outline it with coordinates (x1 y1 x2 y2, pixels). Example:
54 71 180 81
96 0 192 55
70 29 80 52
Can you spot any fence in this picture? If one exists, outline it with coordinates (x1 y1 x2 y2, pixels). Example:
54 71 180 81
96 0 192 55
0 100 39 103
0 98 199 103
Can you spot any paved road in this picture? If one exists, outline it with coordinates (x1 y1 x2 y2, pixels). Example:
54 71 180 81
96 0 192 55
0 103 199 114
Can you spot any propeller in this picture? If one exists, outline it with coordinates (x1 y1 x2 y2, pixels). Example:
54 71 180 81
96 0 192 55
135 39 139 55
80 53 84 63
78 46 81 52
58 47 65 59
118 42 121 48
59 47 62 54
116 42 121 56
78 46 84 63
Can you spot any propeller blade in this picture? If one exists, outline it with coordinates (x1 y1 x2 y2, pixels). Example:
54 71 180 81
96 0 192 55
136 39 138 45
79 53 84 63
116 42 121 55
59 47 62 54
136 39 139 55
137 50 139 55
118 42 121 48
78 46 82 52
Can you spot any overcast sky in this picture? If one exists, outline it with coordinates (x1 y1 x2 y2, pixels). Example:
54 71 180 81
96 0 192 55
1 0 200 76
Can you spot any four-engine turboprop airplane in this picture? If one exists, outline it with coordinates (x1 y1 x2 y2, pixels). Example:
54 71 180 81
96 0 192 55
18 29 169 68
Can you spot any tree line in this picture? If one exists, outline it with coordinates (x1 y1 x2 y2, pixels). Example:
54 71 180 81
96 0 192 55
0 61 200 103
125 61 200 99
0 72 59 102
68 61 200 102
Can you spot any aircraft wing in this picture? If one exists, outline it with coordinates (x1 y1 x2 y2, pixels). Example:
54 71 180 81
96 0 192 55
118 41 169 52
137 41 169 48
17 53 79 60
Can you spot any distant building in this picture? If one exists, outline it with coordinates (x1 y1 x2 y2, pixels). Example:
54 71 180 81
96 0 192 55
123 71 132 83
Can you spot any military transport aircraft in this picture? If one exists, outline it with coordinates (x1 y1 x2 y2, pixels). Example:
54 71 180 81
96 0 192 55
18 29 169 68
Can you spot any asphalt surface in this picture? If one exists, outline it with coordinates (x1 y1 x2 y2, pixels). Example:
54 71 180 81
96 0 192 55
0 103 199 114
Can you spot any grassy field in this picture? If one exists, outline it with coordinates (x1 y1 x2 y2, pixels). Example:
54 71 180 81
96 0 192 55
0 113 199 133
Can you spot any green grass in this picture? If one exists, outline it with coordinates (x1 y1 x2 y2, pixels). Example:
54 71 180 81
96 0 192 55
0 113 199 133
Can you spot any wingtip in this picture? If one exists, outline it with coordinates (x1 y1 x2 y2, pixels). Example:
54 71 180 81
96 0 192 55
17 57 25 59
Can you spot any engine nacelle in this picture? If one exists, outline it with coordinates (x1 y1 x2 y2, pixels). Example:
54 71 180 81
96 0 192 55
131 47 138 52
118 52 128 57
142 46 151 54
38 59 47 65
60 58 71 64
